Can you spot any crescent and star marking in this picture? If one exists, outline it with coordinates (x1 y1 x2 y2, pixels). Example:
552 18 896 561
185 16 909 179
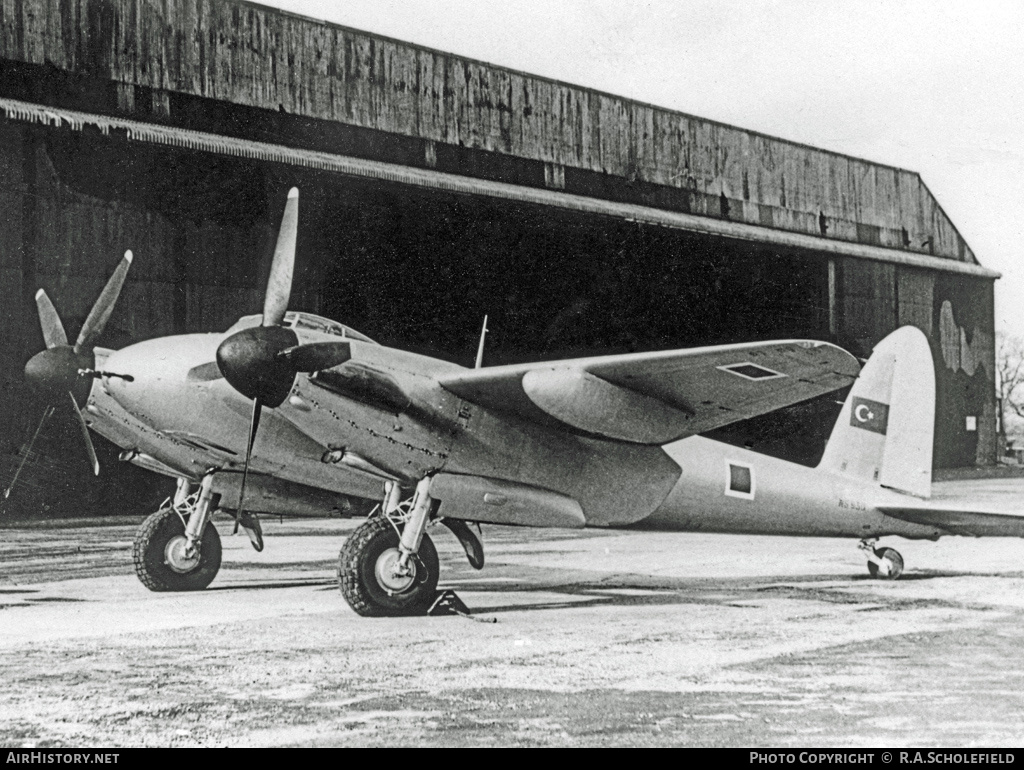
855 404 874 423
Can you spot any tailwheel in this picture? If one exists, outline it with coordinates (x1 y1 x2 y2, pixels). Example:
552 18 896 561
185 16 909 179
133 507 222 592
867 546 904 580
338 516 439 617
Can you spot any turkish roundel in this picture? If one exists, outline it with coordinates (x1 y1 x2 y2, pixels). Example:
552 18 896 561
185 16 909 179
850 396 889 434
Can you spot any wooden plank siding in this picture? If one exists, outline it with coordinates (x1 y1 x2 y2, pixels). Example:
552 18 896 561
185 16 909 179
0 0 979 267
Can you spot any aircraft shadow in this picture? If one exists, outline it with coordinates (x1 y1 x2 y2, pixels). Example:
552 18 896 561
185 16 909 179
186 566 1024 613
894 569 1024 580
438 567 1024 615
205 577 337 592
435 577 810 616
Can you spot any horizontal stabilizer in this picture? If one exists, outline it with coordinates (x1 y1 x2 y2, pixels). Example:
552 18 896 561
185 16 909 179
879 505 1024 538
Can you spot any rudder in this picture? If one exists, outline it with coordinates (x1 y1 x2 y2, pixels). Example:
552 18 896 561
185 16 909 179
818 326 935 498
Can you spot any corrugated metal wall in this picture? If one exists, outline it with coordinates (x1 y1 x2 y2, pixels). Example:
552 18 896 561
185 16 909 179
0 0 977 267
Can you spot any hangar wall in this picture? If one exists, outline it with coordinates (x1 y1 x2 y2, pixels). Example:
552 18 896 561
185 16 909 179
0 0 999 517
0 0 981 266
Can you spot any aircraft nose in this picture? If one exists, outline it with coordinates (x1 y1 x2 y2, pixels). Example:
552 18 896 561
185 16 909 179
100 334 235 431
100 339 193 416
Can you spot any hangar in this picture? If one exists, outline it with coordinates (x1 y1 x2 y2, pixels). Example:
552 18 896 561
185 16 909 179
0 0 997 517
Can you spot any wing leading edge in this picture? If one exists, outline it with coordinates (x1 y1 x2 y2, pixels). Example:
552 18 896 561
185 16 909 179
439 339 859 444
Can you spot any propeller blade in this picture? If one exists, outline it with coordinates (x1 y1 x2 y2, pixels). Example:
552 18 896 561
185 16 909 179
3 406 54 499
279 341 352 372
262 188 298 327
74 250 134 354
69 392 100 476
35 291 68 349
234 397 262 534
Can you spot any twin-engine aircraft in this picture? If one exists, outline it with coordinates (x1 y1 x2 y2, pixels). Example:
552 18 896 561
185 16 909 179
23 188 1024 616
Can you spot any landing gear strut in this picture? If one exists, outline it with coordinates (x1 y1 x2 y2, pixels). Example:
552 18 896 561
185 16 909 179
859 539 904 580
134 475 222 591
338 478 440 616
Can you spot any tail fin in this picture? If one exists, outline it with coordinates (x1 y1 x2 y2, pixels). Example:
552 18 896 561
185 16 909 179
818 326 935 498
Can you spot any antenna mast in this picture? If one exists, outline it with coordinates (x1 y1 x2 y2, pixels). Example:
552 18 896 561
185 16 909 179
474 315 489 369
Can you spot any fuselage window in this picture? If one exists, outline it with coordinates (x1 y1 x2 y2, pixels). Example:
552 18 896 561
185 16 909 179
725 461 755 499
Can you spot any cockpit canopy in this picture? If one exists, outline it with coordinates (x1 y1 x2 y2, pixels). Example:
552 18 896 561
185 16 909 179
226 312 377 344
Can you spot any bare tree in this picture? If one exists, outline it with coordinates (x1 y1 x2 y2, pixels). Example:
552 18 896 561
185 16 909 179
997 333 1024 436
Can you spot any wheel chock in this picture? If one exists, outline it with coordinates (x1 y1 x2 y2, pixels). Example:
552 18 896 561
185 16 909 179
427 589 497 623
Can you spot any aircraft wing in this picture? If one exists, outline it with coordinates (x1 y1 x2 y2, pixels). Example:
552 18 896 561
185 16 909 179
878 505 1024 538
438 339 859 444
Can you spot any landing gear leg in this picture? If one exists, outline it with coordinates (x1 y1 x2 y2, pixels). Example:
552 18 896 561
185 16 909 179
397 477 435 570
382 479 403 517
133 474 223 592
337 477 440 616
859 539 904 580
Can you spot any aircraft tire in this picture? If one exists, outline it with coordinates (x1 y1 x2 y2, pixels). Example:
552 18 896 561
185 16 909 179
867 546 904 580
133 507 222 592
338 516 439 617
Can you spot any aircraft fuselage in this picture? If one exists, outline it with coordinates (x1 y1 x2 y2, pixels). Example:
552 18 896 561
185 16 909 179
646 436 943 539
89 318 942 541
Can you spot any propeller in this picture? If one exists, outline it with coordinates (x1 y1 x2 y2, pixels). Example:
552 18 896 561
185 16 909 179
233 397 263 544
23 250 134 477
216 188 357 539
215 188 302 535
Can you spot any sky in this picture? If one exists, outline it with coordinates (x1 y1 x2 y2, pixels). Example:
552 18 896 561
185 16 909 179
258 0 1024 339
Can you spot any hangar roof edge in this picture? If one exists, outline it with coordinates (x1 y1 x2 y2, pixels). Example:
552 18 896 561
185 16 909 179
233 1 977 265
0 96 996 281
240 0 921 177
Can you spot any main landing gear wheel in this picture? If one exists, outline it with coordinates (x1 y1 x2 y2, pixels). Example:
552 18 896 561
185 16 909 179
338 516 439 617
133 507 222 592
867 546 904 580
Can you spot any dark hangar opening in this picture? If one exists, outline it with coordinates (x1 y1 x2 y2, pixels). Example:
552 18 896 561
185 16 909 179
309 178 840 469
311 180 832 365
39 130 834 366
2 128 842 519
